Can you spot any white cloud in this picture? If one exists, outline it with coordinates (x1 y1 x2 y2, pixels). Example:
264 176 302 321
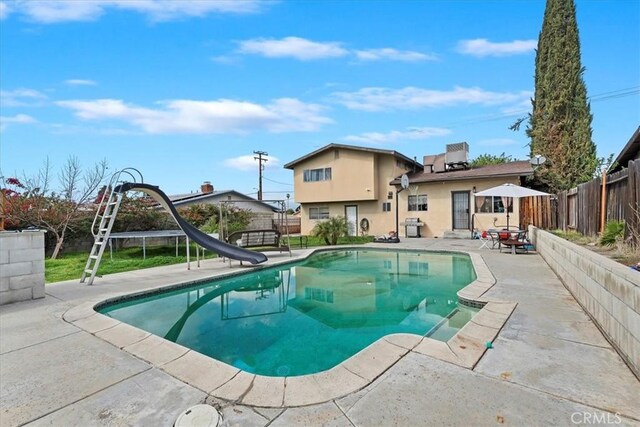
210 55 238 65
354 48 437 62
0 1 10 20
237 37 348 61
0 88 47 107
333 86 533 112
0 114 36 131
457 38 537 57
236 37 437 63
477 138 517 147
64 79 97 86
224 154 280 171
57 97 332 134
500 99 531 115
7 0 267 23
344 127 451 145
47 123 142 136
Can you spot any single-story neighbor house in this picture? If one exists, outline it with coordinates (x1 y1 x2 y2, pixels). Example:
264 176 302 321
168 182 280 230
609 126 639 173
284 143 534 238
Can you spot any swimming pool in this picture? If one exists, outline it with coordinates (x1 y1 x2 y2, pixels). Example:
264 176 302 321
99 249 477 376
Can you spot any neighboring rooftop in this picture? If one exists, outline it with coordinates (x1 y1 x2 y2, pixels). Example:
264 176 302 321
392 160 534 185
167 187 279 212
610 126 640 173
283 143 424 171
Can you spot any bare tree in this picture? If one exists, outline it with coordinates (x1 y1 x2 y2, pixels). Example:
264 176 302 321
4 156 108 258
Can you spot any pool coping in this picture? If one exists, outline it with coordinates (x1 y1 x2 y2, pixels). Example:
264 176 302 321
62 247 517 408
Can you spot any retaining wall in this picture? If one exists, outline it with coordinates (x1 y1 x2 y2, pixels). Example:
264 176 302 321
529 226 640 377
0 231 46 305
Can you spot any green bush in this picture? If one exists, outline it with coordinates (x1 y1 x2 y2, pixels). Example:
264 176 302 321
200 216 218 234
312 216 348 245
600 221 625 246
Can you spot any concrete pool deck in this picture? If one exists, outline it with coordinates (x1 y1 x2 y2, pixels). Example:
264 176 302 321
1 239 639 426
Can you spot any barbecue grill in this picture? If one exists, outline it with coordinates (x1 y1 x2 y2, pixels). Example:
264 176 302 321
403 217 424 238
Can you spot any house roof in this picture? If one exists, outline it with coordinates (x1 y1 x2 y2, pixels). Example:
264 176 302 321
283 143 424 171
391 160 534 185
169 190 279 211
610 126 640 173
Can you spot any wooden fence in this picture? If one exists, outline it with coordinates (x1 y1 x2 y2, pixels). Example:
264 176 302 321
273 217 301 234
520 195 557 231
524 159 638 244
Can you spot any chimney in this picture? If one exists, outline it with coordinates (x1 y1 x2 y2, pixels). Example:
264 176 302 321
201 181 214 194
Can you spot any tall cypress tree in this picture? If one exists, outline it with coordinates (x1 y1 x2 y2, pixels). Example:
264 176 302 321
528 0 597 192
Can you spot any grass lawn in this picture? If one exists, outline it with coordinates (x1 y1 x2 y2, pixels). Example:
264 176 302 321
45 244 212 283
287 235 375 248
46 235 374 283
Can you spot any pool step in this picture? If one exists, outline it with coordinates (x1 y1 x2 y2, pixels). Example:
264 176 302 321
426 306 478 341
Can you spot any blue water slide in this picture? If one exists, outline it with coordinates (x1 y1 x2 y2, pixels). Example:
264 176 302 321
114 182 268 265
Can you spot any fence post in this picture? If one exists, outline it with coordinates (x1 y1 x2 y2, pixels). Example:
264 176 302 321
600 169 607 233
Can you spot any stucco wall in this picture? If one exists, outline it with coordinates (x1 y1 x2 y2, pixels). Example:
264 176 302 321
300 176 523 237
530 226 640 377
0 231 46 305
301 201 397 236
398 176 521 237
293 149 376 203
292 149 413 204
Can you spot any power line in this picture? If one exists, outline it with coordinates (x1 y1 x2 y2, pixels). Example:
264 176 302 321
443 85 640 129
246 191 291 195
263 176 293 186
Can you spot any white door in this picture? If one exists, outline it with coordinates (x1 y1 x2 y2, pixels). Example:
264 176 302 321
345 205 358 236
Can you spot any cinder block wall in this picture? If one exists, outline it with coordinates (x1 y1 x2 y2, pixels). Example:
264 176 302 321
0 231 46 305
529 226 640 377
247 212 275 230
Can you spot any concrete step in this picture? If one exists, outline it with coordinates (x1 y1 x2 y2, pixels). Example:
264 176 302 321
442 230 473 239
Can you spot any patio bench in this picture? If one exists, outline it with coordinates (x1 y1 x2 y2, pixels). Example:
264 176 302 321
227 229 290 253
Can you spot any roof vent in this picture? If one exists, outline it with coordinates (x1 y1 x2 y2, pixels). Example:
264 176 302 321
445 142 469 168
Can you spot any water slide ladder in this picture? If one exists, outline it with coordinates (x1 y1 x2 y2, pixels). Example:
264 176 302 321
80 168 144 285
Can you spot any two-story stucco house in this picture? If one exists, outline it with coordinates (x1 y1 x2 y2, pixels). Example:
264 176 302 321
285 143 534 238
284 144 423 236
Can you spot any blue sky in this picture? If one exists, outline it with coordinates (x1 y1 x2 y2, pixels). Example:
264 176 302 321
1 0 638 200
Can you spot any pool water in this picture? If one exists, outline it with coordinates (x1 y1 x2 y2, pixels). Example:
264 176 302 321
100 249 477 376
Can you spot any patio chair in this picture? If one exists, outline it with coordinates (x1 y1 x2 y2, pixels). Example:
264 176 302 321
486 229 501 249
478 230 491 249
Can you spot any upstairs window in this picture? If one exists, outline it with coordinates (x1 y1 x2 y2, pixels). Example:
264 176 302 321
408 194 428 211
303 168 332 182
382 202 392 212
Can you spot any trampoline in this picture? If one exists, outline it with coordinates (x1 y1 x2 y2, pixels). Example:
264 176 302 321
108 229 189 260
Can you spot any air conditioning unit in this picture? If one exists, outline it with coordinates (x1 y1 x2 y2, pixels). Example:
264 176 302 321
433 153 447 173
445 142 469 166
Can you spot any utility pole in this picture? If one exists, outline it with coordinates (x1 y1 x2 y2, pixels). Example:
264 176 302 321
253 150 268 200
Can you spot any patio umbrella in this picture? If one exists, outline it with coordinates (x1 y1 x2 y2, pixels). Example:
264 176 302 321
474 183 551 229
